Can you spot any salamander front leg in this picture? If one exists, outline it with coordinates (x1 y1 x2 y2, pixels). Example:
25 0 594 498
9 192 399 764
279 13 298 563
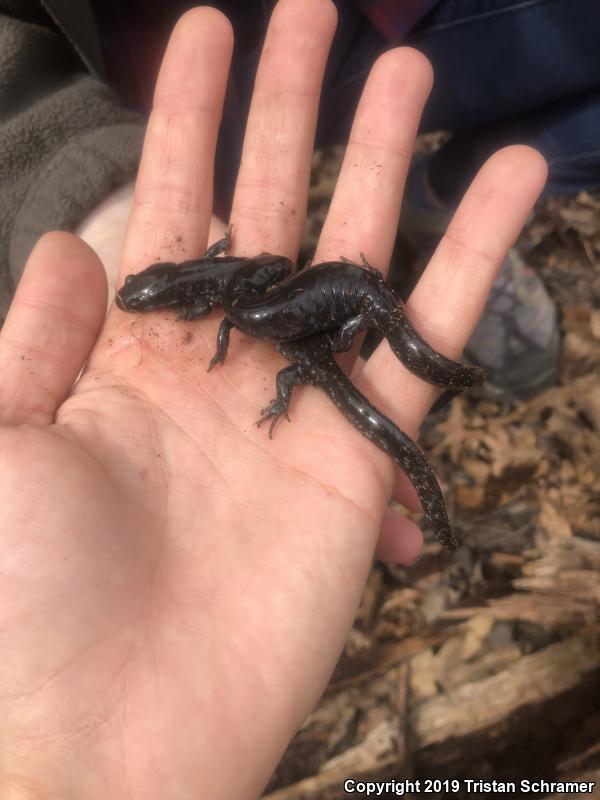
207 317 235 371
177 299 213 321
255 364 312 439
203 224 233 258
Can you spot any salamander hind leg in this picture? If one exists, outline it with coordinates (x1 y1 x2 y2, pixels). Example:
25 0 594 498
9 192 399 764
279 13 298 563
255 364 311 439
338 253 384 279
207 317 234 371
326 314 371 352
359 253 384 278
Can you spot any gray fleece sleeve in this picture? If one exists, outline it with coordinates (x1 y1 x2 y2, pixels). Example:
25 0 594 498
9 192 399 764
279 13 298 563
0 1 145 317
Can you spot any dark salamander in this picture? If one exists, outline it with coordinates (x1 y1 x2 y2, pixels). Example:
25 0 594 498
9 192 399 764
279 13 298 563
116 231 482 550
256 334 457 550
116 227 295 320
214 254 484 407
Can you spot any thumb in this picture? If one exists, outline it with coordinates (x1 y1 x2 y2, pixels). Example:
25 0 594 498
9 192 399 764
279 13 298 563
0 232 108 426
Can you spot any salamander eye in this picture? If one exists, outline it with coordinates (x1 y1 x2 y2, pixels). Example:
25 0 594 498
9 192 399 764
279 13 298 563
124 275 134 284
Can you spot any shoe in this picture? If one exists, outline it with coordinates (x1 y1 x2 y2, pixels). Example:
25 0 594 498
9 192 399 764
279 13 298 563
397 155 560 401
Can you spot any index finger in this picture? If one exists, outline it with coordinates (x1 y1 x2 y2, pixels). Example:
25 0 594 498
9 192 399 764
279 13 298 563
120 8 234 280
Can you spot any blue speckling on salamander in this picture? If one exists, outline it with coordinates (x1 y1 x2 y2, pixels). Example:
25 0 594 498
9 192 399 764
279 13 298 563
116 229 485 550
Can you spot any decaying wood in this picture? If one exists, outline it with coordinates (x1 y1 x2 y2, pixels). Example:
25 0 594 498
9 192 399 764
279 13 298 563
263 720 398 800
412 633 600 763
264 664 409 800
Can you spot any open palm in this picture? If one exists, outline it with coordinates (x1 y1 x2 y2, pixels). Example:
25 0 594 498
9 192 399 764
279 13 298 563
0 3 546 798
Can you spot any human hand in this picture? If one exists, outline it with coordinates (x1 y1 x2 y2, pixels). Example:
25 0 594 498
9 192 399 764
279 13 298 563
75 180 136 298
0 2 546 798
75 182 227 309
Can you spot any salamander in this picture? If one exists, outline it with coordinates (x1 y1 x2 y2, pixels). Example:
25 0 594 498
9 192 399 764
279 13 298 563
115 227 294 320
213 254 484 404
116 231 481 550
256 333 457 550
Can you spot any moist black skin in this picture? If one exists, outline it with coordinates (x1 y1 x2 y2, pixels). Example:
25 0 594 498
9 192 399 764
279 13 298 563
115 227 294 320
216 253 484 404
116 231 484 550
257 334 457 550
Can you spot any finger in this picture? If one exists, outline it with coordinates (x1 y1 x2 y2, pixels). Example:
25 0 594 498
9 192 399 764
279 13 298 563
356 348 418 510
391 471 422 513
315 48 433 266
360 146 547 507
120 8 234 279
231 0 338 257
0 232 107 426
315 47 432 371
375 507 423 564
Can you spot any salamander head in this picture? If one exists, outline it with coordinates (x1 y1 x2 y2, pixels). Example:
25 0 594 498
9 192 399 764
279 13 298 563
116 262 180 312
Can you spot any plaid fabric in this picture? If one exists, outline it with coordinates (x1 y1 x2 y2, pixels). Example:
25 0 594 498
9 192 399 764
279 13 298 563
351 0 442 41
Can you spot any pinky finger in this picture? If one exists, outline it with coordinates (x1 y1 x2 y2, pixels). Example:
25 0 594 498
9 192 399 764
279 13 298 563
0 232 107 426
375 507 424 565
